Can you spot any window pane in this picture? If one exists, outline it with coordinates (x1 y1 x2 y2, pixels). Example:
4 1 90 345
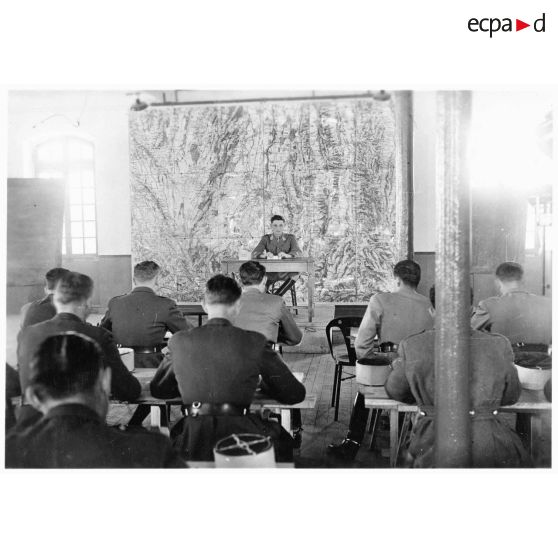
69 189 82 205
81 169 95 188
37 170 64 180
82 188 95 204
83 221 96 237
83 205 95 220
71 238 84 254
67 170 82 189
68 140 83 160
37 142 63 163
70 205 82 221
71 222 83 237
81 143 94 160
84 238 97 254
62 222 67 255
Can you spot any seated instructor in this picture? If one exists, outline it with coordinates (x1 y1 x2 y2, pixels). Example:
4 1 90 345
251 214 302 295
7 333 185 468
150 274 306 462
328 260 433 460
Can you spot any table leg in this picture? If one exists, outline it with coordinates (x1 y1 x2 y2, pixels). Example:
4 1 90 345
307 264 314 322
281 409 292 434
198 315 202 327
390 409 399 467
529 414 543 465
150 405 161 428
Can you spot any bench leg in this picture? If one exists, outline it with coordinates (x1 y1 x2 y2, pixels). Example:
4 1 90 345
368 409 382 450
334 365 343 421
389 409 399 467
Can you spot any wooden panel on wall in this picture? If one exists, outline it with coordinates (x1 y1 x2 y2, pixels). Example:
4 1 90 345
6 178 65 313
471 189 527 272
98 255 132 307
61 255 133 310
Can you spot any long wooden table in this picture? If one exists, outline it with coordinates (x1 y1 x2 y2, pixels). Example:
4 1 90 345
220 258 315 321
362 385 551 467
129 369 316 435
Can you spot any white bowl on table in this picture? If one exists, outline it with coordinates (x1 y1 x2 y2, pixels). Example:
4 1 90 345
516 365 552 391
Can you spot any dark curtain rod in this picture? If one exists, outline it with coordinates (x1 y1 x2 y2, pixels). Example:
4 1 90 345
150 92 395 107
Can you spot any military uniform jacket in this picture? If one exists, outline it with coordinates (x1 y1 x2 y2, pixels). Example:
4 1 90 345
251 233 302 258
471 289 552 345
385 329 531 468
100 286 190 347
355 290 434 360
235 288 303 346
17 313 141 402
5 404 186 468
20 294 56 328
150 318 306 461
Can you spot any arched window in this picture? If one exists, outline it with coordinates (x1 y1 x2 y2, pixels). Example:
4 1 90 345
33 136 97 255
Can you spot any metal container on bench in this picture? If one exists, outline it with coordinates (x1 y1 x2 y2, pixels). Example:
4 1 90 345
356 355 392 386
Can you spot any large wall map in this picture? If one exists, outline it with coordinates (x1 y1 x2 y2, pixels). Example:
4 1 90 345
129 98 406 302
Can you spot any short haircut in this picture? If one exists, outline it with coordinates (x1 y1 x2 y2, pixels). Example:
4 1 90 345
55 272 94 304
45 267 70 290
429 285 474 308
29 333 105 401
239 261 266 286
270 215 285 224
393 259 421 288
134 260 161 282
495 262 523 282
205 274 242 305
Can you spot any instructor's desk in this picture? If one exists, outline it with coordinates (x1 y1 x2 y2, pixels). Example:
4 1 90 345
362 386 551 467
220 258 315 322
177 304 207 327
124 369 316 434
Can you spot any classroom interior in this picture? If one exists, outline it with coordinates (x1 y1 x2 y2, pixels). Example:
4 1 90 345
5 89 553 467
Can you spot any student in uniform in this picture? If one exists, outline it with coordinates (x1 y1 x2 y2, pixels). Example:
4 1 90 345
7 333 185 468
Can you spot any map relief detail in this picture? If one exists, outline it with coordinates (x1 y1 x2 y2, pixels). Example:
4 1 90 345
129 98 406 302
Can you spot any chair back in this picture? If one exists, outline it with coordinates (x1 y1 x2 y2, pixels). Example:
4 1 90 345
325 316 363 365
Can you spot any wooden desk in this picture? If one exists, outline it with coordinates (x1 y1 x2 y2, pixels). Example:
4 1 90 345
220 258 315 322
127 369 316 435
362 385 551 467
177 303 207 327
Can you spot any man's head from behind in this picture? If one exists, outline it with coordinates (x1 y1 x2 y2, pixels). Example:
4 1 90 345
239 261 267 292
44 267 70 294
133 260 161 286
26 333 111 418
495 262 523 294
53 272 94 318
270 214 285 237
393 260 421 289
203 274 242 320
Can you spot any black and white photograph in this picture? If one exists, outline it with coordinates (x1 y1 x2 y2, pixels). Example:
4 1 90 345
0 2 556 557
4 88 553 469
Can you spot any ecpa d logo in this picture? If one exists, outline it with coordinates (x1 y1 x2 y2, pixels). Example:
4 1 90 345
468 13 546 37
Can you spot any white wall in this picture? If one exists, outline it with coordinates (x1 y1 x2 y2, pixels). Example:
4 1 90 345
412 91 437 252
8 90 132 255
